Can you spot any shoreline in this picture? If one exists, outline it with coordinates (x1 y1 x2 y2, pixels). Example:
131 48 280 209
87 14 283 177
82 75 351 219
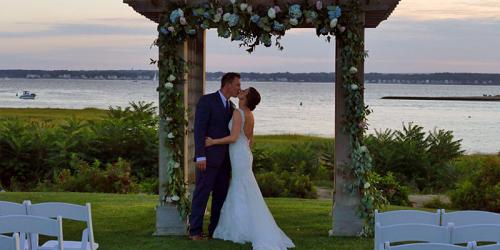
382 96 500 102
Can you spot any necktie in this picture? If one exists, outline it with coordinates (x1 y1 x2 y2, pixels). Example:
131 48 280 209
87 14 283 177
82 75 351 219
226 100 231 113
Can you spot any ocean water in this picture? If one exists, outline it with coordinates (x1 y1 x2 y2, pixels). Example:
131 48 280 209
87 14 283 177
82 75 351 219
1 79 499 154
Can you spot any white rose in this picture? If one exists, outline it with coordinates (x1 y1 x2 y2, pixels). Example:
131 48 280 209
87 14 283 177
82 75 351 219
247 6 253 14
167 132 174 139
349 66 358 74
165 116 173 122
179 16 187 25
350 84 359 91
328 229 334 237
213 13 222 23
338 25 346 33
223 13 231 22
360 145 368 152
167 74 176 82
172 162 180 169
330 18 338 28
267 7 276 19
171 195 180 201
167 26 175 32
290 18 298 26
164 82 173 89
364 182 371 189
230 0 236 4
240 3 248 11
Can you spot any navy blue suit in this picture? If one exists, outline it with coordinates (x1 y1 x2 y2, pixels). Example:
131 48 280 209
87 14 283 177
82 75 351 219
189 91 233 236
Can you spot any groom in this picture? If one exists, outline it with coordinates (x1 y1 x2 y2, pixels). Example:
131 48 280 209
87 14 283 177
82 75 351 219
189 72 241 240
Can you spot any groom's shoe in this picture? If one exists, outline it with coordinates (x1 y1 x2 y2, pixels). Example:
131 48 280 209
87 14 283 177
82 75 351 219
188 234 204 241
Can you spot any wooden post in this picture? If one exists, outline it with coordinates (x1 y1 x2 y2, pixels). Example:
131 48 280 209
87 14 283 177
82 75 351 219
332 12 365 236
155 30 206 236
155 39 188 236
186 31 206 185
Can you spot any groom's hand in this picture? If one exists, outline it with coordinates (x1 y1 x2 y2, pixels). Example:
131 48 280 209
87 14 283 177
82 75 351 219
196 160 207 171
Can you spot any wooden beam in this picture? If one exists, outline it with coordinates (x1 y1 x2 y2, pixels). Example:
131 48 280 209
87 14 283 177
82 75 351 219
123 0 400 28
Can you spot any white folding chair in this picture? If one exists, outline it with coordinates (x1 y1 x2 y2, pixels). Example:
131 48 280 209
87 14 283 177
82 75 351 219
375 223 451 250
451 224 500 245
0 201 31 249
442 210 500 226
385 242 473 250
0 201 29 215
0 233 21 250
374 209 441 250
375 209 441 226
0 215 63 250
27 202 98 250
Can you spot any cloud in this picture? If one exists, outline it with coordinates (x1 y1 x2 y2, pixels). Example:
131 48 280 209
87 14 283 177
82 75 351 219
393 0 500 21
0 22 156 38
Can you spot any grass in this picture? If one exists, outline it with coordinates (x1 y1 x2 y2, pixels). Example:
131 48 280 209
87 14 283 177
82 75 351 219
0 192 409 250
0 107 108 121
254 134 332 145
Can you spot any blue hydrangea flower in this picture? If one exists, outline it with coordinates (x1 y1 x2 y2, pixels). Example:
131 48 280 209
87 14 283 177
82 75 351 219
169 9 184 24
272 21 285 31
228 14 240 27
203 12 210 19
221 30 231 38
289 4 302 19
335 7 342 18
319 27 328 35
328 10 336 20
159 27 169 35
250 14 261 24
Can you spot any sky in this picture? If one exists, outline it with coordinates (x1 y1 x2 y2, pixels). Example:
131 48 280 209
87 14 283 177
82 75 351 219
0 0 499 73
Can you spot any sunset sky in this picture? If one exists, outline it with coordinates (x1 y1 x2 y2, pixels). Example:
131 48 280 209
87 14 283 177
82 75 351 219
0 0 499 73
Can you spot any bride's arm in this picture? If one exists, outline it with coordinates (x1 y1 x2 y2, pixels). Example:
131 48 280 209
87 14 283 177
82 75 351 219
206 110 242 146
244 112 255 147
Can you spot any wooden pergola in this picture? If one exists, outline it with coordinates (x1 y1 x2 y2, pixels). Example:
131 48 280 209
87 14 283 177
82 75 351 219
124 0 400 236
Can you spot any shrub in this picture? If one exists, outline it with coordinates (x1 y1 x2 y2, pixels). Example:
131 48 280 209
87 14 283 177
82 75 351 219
423 196 452 210
41 156 138 193
365 123 464 192
255 171 317 199
450 155 500 212
371 172 411 206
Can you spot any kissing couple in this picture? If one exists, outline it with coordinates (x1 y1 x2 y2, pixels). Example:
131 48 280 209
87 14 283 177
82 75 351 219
188 72 295 250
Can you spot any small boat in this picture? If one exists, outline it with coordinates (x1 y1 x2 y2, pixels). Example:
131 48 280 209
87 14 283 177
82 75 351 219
17 91 36 99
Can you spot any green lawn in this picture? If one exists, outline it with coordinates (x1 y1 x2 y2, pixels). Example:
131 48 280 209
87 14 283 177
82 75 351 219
0 192 394 250
254 134 332 145
0 107 107 121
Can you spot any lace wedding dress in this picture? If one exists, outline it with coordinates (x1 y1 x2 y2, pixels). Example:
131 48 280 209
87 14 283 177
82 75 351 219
213 109 295 250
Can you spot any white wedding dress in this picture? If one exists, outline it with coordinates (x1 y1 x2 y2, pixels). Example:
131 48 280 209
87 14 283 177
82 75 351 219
213 109 295 250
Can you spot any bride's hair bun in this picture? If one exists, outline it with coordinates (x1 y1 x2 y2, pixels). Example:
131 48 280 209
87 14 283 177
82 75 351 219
247 87 261 111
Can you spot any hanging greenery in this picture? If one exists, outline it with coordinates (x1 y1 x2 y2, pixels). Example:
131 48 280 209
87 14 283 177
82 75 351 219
155 0 384 235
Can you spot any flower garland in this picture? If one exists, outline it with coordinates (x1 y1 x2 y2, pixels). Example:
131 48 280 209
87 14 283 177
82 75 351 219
336 0 387 236
156 0 383 234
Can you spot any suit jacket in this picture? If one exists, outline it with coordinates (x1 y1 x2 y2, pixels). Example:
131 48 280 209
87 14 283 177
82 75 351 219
194 91 234 167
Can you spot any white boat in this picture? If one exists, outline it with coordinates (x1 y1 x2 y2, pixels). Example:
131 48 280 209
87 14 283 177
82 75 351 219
17 91 36 99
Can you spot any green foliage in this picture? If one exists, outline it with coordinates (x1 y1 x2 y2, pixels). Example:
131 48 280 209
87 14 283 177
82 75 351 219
255 171 317 199
423 197 452 210
365 123 464 192
0 102 158 191
252 140 333 182
372 172 410 206
37 157 138 194
450 155 500 212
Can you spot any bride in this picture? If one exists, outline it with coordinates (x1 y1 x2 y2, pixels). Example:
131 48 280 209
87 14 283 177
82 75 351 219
205 87 295 250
